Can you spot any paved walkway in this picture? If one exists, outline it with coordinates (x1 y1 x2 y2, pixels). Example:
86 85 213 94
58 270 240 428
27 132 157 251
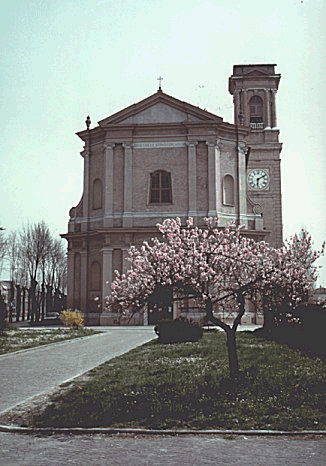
0 327 155 414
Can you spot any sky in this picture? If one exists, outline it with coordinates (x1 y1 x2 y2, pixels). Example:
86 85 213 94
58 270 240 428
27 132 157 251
1 0 325 285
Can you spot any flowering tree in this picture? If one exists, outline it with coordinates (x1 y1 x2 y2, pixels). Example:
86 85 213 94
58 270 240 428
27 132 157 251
262 229 325 328
284 229 324 284
108 218 322 378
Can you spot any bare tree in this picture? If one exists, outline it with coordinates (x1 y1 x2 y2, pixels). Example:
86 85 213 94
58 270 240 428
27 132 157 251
45 238 67 290
43 237 67 315
6 232 21 284
0 228 7 278
20 221 52 322
52 238 67 293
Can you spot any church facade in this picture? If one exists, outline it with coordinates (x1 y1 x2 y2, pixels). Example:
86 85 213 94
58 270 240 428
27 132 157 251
62 64 283 325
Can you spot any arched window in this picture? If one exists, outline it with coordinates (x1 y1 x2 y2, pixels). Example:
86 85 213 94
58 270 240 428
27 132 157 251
90 262 101 291
149 171 172 204
223 175 235 206
92 179 103 210
249 95 264 129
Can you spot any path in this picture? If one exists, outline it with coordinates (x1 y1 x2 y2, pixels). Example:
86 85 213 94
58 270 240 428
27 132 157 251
0 327 155 414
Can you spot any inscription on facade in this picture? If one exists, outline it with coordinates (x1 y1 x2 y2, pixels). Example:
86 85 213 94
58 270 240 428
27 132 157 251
133 141 185 149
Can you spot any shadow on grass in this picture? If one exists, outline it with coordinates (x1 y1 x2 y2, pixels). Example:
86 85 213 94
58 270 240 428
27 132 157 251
31 332 326 431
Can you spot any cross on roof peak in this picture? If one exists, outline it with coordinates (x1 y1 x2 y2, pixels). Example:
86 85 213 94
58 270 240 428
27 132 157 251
157 75 163 91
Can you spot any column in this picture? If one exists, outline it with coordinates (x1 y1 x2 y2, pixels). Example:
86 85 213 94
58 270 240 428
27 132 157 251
187 142 197 218
104 144 114 227
123 144 133 227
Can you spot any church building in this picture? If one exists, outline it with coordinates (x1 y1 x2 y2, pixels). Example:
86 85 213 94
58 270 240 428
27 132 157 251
62 64 283 325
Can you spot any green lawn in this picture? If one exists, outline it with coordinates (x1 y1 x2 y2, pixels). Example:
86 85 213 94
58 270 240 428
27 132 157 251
32 331 326 431
0 327 99 354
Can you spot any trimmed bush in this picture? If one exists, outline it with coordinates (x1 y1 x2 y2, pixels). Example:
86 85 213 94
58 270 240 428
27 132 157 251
154 317 203 343
60 309 84 328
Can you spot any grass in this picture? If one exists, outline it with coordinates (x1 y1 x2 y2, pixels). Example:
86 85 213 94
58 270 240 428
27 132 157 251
31 331 326 431
0 327 99 355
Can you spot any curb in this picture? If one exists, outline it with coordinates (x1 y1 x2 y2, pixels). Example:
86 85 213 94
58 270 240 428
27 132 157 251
1 424 326 436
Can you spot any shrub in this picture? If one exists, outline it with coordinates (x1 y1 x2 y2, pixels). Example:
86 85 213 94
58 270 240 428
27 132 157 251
256 303 326 356
154 317 203 343
60 310 84 328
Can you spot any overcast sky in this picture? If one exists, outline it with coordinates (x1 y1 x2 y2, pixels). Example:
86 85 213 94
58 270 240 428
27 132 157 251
1 0 325 285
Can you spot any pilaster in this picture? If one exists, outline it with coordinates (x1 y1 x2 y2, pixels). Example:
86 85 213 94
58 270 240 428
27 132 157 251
238 144 248 227
121 247 130 275
187 141 197 217
207 140 222 218
264 89 271 129
82 152 90 227
101 247 114 306
271 89 278 129
80 250 88 312
104 144 114 227
67 250 75 309
243 89 249 126
123 143 133 227
234 89 241 124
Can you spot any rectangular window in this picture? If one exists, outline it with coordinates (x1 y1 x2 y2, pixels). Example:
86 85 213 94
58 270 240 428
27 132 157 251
149 171 172 204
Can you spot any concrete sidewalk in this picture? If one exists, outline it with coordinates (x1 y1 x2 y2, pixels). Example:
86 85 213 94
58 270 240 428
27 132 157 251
0 327 155 414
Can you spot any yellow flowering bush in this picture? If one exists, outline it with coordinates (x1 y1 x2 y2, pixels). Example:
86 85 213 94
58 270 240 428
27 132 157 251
60 310 84 328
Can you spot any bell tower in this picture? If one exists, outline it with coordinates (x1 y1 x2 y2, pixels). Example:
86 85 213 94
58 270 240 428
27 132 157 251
229 64 283 248
228 64 281 129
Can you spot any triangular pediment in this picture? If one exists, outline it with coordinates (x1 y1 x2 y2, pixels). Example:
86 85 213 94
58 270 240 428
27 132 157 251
115 102 203 124
243 69 270 77
98 91 222 127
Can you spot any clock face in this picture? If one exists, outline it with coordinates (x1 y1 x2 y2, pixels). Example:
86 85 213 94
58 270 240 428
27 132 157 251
247 169 270 190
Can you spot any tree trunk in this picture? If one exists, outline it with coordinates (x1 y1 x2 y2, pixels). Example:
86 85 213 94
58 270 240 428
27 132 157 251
0 293 6 331
263 308 275 334
30 279 38 323
22 287 26 321
205 297 239 379
27 288 31 320
16 285 21 322
41 284 45 321
226 328 239 379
